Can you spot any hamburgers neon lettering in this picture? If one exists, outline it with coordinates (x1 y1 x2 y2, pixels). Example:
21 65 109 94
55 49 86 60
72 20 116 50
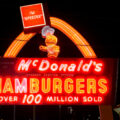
0 77 108 94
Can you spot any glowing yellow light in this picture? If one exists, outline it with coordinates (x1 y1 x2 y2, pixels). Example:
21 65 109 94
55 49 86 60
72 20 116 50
87 78 96 94
53 78 62 93
98 78 108 94
30 78 39 93
76 78 85 94
4 17 96 58
41 78 51 93
4 32 35 57
3 78 14 93
64 78 74 93
40 34 60 58
50 17 96 58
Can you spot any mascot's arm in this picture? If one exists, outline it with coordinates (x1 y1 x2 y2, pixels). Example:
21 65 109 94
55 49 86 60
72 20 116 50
39 45 47 52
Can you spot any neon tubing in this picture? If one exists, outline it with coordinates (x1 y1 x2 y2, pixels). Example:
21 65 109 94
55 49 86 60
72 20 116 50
4 17 96 58
3 17 113 120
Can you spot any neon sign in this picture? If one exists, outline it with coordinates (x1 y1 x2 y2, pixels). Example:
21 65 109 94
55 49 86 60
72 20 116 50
17 59 103 72
0 58 117 105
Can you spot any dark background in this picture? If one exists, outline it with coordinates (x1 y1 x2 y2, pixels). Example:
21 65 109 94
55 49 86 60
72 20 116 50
0 0 120 120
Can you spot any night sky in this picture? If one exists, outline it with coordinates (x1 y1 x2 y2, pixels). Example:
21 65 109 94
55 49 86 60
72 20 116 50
0 0 120 120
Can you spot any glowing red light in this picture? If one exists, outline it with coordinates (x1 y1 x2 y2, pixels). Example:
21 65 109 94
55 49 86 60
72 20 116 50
16 59 104 73
0 58 117 105
20 3 46 29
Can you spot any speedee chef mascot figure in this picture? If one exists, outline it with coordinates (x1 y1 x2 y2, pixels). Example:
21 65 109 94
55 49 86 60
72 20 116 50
39 26 60 58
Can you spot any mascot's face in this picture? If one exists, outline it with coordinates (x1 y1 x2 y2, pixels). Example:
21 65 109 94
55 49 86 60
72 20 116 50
45 35 58 46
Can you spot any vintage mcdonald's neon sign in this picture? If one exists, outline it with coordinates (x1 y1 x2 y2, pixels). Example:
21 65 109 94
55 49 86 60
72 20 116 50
0 3 117 107
0 58 117 105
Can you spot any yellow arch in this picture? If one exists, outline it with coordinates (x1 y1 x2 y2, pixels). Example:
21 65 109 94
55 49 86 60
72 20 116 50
4 17 96 58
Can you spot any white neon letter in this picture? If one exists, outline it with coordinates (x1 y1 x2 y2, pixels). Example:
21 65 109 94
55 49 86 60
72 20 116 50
51 63 58 71
68 64 76 71
32 59 39 67
82 60 93 72
17 59 32 71
59 64 68 72
15 78 27 93
94 63 103 72
39 60 50 71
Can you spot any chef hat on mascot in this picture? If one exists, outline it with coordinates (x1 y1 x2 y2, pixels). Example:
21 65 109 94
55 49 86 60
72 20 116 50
41 26 55 38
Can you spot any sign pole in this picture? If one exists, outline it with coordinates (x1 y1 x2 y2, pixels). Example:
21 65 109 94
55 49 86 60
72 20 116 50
13 105 16 120
59 105 61 120
33 106 36 120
